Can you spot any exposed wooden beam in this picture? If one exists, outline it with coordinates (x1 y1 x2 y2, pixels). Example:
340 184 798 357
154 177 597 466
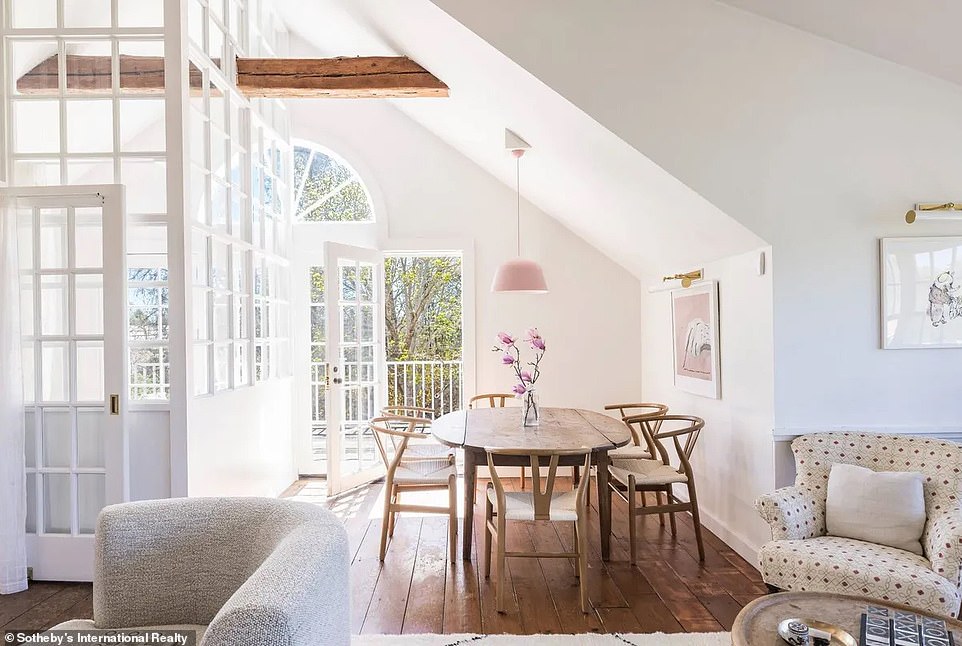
16 54 207 95
234 56 449 98
17 54 448 99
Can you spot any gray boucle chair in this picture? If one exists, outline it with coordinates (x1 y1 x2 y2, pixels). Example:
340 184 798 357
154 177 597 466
756 432 962 617
52 497 350 645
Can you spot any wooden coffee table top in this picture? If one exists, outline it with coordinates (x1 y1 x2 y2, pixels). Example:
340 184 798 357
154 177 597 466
732 592 962 646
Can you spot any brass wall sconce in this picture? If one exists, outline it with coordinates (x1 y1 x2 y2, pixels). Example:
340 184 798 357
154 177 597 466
662 269 704 288
905 203 962 224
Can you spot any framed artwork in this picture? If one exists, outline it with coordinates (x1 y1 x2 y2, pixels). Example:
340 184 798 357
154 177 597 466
671 281 721 398
881 236 962 349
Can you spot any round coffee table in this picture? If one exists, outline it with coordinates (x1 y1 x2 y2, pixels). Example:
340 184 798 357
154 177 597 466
732 591 962 645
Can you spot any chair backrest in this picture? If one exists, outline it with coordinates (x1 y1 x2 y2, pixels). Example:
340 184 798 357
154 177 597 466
607 402 669 453
485 448 591 521
632 415 705 476
791 432 962 516
381 405 437 420
368 415 433 474
469 393 515 409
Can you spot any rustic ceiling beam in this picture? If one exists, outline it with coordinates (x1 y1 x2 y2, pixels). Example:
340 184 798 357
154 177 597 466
16 54 207 95
234 56 449 98
17 54 448 99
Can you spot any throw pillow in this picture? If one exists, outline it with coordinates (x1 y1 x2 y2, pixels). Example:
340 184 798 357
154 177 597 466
825 463 926 555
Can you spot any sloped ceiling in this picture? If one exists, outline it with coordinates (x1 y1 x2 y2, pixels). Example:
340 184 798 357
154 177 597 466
273 0 764 278
719 0 962 88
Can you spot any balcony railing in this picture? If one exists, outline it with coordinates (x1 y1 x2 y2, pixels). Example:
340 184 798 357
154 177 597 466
386 360 464 416
310 359 463 464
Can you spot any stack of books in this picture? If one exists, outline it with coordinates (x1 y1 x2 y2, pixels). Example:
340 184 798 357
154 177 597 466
861 605 953 646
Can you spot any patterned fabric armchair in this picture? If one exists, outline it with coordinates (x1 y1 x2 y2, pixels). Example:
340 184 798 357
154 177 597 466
755 432 962 617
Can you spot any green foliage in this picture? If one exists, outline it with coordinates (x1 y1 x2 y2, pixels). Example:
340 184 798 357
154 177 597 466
385 256 462 361
293 145 372 222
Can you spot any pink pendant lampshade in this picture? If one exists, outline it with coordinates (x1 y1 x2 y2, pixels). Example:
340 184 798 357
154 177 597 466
491 257 548 293
492 131 549 294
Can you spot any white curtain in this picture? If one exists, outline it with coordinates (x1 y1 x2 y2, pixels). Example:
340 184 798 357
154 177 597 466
0 197 27 594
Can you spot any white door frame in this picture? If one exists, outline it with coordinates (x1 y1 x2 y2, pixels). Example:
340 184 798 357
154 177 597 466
4 184 128 581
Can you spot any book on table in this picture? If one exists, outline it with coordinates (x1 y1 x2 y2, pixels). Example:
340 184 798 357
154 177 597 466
860 605 952 646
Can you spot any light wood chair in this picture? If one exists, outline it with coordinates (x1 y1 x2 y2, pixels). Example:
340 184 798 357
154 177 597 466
370 415 458 562
608 415 706 563
483 447 593 613
468 393 530 489
603 402 669 459
381 405 437 419
380 406 454 461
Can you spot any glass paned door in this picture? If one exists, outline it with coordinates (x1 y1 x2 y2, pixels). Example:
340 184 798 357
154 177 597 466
324 243 384 495
6 185 127 582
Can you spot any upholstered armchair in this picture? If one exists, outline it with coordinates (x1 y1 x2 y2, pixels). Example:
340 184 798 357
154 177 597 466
756 432 962 617
52 497 351 645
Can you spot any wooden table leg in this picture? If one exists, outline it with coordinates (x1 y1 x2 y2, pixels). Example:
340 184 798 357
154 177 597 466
462 448 478 560
596 450 612 561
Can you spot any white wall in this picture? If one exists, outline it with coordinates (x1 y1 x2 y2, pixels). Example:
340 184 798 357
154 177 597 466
289 97 643 417
186 379 295 496
641 247 774 561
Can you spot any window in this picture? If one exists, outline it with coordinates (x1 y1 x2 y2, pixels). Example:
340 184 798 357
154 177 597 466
2 2 170 401
292 142 373 222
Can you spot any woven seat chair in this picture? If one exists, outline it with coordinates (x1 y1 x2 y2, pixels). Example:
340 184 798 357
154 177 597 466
609 415 706 563
484 447 593 613
370 415 458 562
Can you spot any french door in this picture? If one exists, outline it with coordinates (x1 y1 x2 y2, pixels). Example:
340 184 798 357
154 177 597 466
297 242 385 495
6 185 127 581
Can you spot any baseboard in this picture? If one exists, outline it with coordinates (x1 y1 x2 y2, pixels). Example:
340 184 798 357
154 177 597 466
671 490 761 567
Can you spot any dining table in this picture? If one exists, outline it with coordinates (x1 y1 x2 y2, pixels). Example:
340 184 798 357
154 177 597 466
431 406 632 561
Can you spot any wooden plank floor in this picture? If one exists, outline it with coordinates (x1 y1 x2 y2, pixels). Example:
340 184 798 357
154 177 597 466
0 477 766 635
286 477 767 635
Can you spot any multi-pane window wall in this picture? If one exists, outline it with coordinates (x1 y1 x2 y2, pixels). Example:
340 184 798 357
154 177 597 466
187 0 291 396
2 0 170 400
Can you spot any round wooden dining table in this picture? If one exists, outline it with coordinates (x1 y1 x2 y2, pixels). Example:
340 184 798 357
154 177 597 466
432 406 632 561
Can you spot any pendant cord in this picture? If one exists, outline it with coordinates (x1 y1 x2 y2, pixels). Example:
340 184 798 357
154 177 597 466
516 154 521 257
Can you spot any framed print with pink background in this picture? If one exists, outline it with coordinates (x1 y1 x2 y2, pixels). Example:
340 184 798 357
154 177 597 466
671 281 721 399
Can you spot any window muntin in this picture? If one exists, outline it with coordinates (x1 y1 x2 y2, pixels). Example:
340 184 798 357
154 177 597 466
292 143 374 222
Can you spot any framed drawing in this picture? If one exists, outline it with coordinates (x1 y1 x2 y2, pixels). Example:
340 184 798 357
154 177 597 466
881 236 962 349
671 281 721 398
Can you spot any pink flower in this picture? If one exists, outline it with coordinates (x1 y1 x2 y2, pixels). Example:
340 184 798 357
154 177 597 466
530 337 546 351
520 370 533 383
525 327 541 341
497 332 515 346
501 353 515 365
512 383 527 396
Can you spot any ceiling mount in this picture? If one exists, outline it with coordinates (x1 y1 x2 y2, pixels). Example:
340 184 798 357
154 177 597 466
505 129 531 154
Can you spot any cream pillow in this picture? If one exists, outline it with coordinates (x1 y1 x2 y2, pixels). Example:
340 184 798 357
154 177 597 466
825 463 926 555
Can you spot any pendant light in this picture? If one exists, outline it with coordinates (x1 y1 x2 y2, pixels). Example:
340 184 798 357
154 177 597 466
491 130 549 294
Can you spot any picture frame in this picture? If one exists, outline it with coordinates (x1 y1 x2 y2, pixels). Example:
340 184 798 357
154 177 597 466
880 236 962 350
670 281 721 399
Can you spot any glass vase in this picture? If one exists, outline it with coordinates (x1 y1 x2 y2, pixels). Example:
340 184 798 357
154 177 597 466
522 388 540 427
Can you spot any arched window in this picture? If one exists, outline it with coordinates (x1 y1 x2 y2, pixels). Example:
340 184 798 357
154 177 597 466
292 141 374 222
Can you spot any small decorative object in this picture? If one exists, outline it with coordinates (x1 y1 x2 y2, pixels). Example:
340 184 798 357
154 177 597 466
778 618 855 646
670 281 721 398
492 328 546 426
860 605 955 646
881 237 962 349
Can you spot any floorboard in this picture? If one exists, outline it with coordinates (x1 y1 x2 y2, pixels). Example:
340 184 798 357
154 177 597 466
0 476 766 636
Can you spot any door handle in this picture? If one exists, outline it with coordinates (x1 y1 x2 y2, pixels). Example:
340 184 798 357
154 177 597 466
332 377 343 385
109 394 120 415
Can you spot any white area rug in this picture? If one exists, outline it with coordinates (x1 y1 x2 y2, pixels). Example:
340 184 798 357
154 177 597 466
353 633 730 645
